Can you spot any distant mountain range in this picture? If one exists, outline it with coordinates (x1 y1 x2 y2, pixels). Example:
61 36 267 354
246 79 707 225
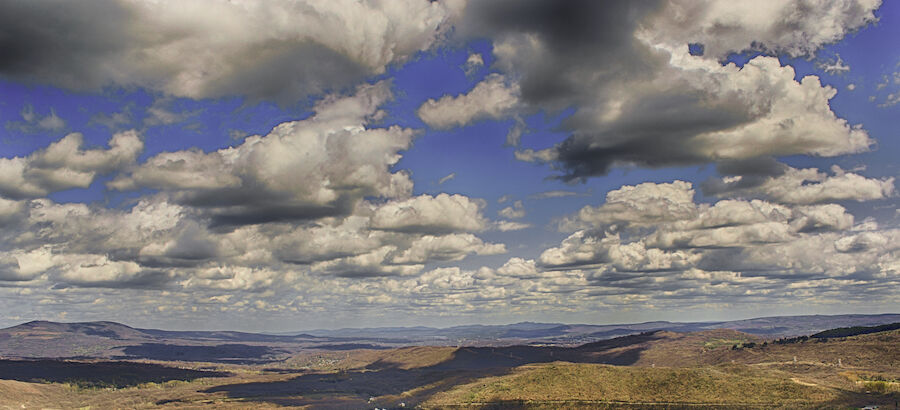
1 313 898 362
293 313 900 343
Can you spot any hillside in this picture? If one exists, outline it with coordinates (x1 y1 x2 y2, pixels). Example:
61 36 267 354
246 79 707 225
812 322 900 339
425 363 839 408
0 325 897 408
422 329 900 409
3 313 899 361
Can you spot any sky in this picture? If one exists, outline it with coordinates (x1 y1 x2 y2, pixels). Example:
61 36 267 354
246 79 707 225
0 0 898 332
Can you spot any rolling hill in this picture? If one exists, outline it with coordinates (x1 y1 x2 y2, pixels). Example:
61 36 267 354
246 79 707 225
0 319 897 408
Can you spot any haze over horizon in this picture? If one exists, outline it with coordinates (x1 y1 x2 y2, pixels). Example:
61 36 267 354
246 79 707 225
1 0 899 333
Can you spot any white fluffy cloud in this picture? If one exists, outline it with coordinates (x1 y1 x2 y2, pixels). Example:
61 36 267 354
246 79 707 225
110 82 416 226
370 193 488 234
0 0 895 324
560 181 698 231
498 200 526 219
417 74 520 129
464 52 484 76
533 179 898 306
495 221 531 232
711 165 895 204
391 234 505 264
0 192 504 286
0 81 511 289
0 131 143 199
645 0 881 59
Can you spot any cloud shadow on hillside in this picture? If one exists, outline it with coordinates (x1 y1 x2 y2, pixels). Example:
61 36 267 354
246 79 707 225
0 359 229 388
203 331 663 406
120 343 285 364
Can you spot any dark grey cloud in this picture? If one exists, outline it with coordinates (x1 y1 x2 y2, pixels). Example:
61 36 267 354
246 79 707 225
183 192 354 230
553 93 753 180
0 0 462 104
52 269 174 290
462 0 877 181
0 1 362 104
0 0 133 89
701 157 789 196
0 255 27 282
461 0 663 109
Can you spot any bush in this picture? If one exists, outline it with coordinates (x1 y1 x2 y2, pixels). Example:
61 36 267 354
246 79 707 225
864 381 889 394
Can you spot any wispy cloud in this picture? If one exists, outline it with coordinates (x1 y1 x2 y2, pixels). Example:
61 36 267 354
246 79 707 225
438 173 456 185
530 190 583 199
6 105 66 134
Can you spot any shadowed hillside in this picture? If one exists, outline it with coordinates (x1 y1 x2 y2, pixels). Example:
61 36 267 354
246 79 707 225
205 328 900 408
0 359 229 388
0 318 897 408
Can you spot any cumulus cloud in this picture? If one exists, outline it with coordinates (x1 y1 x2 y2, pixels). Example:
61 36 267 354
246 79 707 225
370 193 488 234
0 0 467 103
0 192 503 286
0 0 895 323
547 181 857 261
498 200 525 219
644 0 881 58
457 0 878 180
560 181 697 231
417 74 520 129
557 180 862 252
539 230 620 269
818 54 851 75
310 246 425 278
110 82 416 227
272 216 384 265
0 131 143 199
0 198 25 227
524 179 899 306
495 257 540 279
522 53 872 179
705 165 895 204
180 266 290 292
0 245 171 288
391 234 505 264
463 52 484 76
0 80 510 289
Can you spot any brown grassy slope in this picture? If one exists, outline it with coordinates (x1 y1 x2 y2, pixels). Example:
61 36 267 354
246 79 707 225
1 329 895 409
423 329 899 409
281 345 456 371
424 362 838 408
578 329 761 367
364 345 458 370
716 330 900 370
281 328 893 374
574 328 898 371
